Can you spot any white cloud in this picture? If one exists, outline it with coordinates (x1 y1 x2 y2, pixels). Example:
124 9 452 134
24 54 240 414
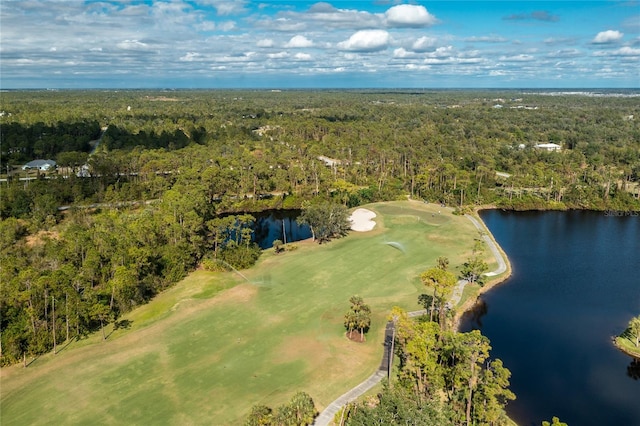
393 48 414 59
427 46 454 58
592 30 623 44
257 39 274 48
303 3 382 29
180 52 201 61
268 51 289 59
615 46 640 56
385 5 437 28
499 54 535 62
594 46 640 56
117 40 150 50
198 0 248 16
197 21 217 32
412 36 438 52
254 2 383 32
285 35 314 48
338 30 390 52
258 17 306 32
294 52 312 61
218 21 236 31
547 49 581 58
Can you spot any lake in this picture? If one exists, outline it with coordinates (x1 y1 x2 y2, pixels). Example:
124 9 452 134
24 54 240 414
460 210 640 426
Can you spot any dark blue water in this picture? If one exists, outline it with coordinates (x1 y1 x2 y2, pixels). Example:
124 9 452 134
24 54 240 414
251 210 311 249
460 210 640 426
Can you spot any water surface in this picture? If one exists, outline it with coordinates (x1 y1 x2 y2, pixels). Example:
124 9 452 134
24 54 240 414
460 210 640 426
251 209 311 249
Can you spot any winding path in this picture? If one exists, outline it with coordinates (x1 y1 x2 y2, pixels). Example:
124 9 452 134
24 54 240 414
312 213 508 426
464 214 507 277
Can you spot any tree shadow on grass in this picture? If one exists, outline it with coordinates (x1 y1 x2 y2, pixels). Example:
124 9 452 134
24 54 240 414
52 339 75 355
106 319 133 340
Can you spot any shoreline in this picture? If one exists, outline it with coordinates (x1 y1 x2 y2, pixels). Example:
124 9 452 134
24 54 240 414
453 208 513 330
613 337 640 360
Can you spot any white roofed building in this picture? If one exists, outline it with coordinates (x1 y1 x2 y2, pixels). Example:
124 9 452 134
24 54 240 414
22 159 57 171
534 143 562 152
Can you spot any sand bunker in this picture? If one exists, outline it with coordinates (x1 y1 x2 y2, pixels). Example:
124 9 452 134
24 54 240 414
350 208 377 232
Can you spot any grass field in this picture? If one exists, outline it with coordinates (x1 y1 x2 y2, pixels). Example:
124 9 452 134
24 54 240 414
0 200 483 425
614 328 640 359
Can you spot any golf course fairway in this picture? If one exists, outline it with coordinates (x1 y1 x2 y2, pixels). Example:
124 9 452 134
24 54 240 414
0 200 495 425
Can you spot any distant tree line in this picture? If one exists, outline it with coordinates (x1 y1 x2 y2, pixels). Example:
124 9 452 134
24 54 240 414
1 121 101 165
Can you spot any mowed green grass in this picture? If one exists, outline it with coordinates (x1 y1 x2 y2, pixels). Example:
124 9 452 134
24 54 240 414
0 200 480 425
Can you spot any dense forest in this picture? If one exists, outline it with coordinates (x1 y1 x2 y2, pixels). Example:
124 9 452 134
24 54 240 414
1 89 639 364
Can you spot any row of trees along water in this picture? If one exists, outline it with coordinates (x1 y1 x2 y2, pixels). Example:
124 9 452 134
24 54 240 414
1 90 639 364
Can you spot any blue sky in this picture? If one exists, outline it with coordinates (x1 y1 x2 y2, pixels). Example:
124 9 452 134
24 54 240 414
1 1 639 88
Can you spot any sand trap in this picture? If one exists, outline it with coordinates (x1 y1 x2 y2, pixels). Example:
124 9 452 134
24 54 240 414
350 208 377 232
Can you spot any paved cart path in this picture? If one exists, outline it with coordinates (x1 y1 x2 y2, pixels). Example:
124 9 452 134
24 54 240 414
313 214 508 426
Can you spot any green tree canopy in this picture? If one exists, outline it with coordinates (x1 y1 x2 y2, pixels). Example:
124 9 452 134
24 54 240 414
297 202 350 243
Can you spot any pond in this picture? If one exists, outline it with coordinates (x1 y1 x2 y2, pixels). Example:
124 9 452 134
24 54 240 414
251 209 311 249
460 210 640 426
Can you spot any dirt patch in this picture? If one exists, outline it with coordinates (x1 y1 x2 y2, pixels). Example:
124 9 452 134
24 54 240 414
346 331 366 343
146 96 180 102
210 283 257 305
25 230 60 247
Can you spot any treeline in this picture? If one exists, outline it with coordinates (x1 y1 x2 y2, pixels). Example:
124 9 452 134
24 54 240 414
0 121 101 165
0 194 261 365
2 90 639 214
342 315 515 425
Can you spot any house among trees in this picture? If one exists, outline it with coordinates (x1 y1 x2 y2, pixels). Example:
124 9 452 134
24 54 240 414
21 159 57 171
317 155 342 167
534 143 562 152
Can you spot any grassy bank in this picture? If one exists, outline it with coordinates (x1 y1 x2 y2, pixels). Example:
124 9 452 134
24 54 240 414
614 329 640 359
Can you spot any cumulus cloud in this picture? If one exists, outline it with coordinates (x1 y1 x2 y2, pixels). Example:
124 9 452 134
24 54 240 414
338 30 390 52
268 51 289 59
393 48 414 59
257 39 274 48
592 30 623 44
594 46 640 56
385 5 437 28
198 0 248 16
285 35 314 48
218 21 236 31
427 46 454 58
294 52 312 61
412 36 438 51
